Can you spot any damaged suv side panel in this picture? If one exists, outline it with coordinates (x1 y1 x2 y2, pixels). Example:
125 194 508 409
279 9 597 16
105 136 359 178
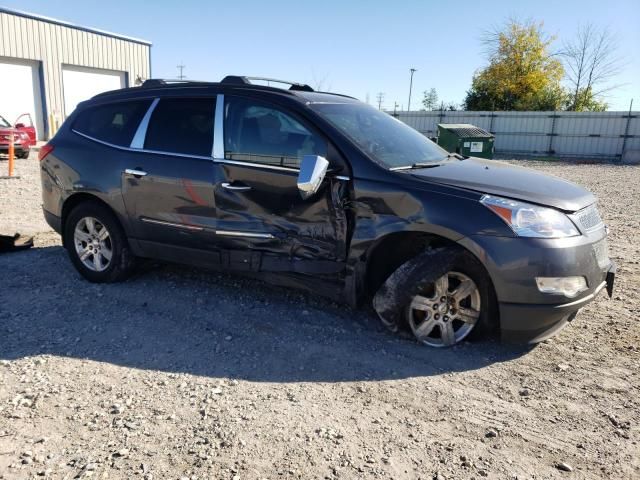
40 77 615 347
342 171 512 302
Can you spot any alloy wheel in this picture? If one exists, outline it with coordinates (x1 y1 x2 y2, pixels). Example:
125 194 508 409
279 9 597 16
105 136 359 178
73 216 113 272
407 271 481 347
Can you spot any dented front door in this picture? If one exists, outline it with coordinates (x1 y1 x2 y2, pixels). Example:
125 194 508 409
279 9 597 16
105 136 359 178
212 161 348 263
210 93 349 266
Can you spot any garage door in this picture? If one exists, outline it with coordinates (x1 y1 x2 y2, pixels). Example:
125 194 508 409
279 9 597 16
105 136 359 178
0 58 45 140
62 65 126 117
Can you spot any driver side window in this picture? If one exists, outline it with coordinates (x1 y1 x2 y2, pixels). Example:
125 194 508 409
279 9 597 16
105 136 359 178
224 97 327 168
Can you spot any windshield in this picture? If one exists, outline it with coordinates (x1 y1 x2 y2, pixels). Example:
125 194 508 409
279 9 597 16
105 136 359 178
0 115 10 128
310 102 448 168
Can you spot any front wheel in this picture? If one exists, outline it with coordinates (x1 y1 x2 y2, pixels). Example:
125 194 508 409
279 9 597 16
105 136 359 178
407 270 483 347
373 248 497 347
64 202 135 283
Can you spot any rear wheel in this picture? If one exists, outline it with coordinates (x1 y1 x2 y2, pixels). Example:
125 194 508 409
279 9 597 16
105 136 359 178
17 150 29 159
64 202 135 283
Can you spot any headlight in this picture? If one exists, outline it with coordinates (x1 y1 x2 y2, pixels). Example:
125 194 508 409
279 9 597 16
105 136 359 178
481 195 579 238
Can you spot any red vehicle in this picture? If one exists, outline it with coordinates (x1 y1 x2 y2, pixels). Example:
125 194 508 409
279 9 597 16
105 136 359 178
13 113 37 146
0 113 32 158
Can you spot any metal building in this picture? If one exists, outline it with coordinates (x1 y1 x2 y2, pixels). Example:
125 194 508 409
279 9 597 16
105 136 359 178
0 7 151 140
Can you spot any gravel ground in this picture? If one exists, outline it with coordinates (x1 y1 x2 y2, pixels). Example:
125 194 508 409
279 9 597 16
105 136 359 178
1 154 638 480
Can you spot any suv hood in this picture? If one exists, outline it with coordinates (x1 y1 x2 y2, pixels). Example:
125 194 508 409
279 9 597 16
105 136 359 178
410 157 595 212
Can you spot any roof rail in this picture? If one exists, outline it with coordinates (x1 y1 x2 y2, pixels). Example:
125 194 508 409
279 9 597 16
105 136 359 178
136 77 318 96
221 76 314 92
140 79 213 88
141 79 167 88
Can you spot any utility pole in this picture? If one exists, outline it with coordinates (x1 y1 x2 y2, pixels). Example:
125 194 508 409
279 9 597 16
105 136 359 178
177 62 186 80
393 102 400 117
407 68 417 111
376 92 385 110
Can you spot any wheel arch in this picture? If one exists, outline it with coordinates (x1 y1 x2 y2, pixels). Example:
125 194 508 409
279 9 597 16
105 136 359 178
363 230 498 308
60 193 125 246
363 231 449 297
363 229 501 332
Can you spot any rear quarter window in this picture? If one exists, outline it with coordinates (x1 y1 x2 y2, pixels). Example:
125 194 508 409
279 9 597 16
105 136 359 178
73 100 152 147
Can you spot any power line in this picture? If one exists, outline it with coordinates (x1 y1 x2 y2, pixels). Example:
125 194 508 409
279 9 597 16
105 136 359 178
177 62 186 80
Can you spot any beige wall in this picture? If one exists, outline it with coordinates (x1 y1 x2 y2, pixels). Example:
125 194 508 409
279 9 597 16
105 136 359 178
0 10 151 139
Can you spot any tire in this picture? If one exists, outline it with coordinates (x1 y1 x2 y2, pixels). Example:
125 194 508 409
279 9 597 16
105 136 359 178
373 248 498 347
64 202 136 283
17 151 29 159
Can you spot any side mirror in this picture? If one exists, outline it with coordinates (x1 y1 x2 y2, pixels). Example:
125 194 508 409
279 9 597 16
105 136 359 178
297 155 329 199
15 123 25 129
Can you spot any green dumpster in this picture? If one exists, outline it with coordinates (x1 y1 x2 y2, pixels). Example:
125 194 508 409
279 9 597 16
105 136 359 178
437 123 495 159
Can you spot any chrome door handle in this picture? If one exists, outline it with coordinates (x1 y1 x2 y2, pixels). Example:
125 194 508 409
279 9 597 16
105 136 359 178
221 182 251 191
124 168 148 177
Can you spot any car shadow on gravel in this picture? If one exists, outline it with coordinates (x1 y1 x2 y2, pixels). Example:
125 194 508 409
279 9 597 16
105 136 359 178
0 246 533 382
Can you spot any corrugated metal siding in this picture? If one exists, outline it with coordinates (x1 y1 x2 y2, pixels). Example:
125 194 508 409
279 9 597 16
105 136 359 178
395 110 640 159
0 10 150 138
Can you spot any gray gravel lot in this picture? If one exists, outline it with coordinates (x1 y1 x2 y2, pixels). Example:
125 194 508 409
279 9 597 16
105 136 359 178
0 154 639 479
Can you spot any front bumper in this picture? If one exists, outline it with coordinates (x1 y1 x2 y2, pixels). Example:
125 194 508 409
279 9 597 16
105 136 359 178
460 227 614 343
500 262 615 343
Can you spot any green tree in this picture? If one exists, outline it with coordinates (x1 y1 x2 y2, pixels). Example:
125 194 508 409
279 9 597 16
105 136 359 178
464 19 565 111
566 87 607 111
422 88 439 110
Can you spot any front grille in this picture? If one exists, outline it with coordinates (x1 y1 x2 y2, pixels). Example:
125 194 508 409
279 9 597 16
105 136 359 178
577 205 604 232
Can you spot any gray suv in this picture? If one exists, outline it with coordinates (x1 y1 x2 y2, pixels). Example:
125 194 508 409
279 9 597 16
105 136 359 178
39 76 615 347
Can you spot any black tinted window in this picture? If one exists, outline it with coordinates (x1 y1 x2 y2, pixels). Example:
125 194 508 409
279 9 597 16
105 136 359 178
73 100 151 146
224 97 326 168
145 98 214 156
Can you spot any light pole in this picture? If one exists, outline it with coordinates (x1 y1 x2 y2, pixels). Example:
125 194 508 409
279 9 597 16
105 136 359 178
407 68 417 111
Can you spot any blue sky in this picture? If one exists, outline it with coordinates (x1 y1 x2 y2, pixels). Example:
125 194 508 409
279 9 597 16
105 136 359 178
3 0 639 110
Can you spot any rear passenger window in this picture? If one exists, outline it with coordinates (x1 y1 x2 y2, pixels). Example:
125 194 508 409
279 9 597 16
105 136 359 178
73 100 151 147
224 97 327 168
144 98 215 157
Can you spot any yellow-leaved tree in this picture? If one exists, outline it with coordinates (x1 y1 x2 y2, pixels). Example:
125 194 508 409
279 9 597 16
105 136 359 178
464 20 566 111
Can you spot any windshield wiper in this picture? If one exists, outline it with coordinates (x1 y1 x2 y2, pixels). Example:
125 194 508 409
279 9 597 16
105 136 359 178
390 153 469 171
389 162 442 171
